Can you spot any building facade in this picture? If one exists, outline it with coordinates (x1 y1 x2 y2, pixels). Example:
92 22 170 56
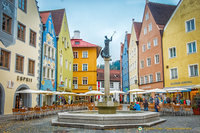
122 33 131 103
138 1 176 92
71 31 101 94
97 69 121 101
163 0 200 99
0 0 42 114
40 12 57 106
129 20 142 102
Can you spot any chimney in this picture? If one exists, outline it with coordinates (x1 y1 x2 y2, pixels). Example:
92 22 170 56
132 18 135 22
73 30 80 39
146 0 149 3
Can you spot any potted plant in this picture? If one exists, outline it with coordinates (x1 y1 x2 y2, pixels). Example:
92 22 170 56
192 94 200 115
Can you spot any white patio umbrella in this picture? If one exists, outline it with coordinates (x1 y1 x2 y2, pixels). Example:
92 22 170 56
110 90 125 94
148 88 167 93
85 91 104 96
165 88 188 92
16 89 40 94
76 93 87 96
129 89 145 93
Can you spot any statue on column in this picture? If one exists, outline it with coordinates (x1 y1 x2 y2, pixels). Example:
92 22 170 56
101 31 116 58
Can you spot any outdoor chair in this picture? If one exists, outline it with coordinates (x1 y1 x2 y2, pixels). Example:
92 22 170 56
19 108 28 120
12 108 21 120
183 105 193 116
172 105 181 116
148 105 155 112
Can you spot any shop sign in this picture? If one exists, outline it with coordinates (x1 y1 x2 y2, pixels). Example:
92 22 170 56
170 81 192 85
17 76 32 82
41 80 45 85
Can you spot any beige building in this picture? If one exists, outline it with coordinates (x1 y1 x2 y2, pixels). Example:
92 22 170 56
0 0 42 114
129 19 142 102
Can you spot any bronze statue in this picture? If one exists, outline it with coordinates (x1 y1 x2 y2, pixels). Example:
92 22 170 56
101 31 116 58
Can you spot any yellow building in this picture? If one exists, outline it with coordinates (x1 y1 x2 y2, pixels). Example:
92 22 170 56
42 9 74 92
163 0 200 98
129 20 142 102
71 31 101 93
0 0 41 114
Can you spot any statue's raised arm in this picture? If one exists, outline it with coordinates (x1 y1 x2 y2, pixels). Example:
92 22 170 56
101 32 115 58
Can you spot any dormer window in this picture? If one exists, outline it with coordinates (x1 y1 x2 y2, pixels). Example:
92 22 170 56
75 41 80 45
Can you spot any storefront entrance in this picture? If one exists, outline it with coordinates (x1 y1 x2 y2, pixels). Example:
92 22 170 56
0 84 5 115
14 85 32 108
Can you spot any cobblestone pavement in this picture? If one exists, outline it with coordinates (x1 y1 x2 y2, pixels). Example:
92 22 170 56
0 115 200 133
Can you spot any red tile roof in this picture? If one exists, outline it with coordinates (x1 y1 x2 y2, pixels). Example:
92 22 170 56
40 12 50 24
97 69 120 82
40 9 65 36
148 2 176 26
127 34 131 48
71 39 102 57
134 22 142 40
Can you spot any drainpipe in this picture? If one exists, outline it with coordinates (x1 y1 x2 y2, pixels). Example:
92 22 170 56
160 30 165 89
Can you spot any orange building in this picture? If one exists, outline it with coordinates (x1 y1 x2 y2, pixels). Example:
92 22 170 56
71 31 101 93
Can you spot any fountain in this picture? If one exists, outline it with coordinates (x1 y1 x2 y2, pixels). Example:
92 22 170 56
52 33 166 129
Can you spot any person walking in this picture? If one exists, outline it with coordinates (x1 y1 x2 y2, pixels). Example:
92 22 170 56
155 95 159 112
143 98 148 111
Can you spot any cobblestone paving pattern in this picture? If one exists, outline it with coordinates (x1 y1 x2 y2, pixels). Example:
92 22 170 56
0 115 200 133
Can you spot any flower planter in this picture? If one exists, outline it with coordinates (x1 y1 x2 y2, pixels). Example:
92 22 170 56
193 108 200 115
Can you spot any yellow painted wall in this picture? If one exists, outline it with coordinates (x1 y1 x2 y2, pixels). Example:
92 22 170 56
163 0 200 88
57 13 73 92
72 47 97 93
0 0 41 114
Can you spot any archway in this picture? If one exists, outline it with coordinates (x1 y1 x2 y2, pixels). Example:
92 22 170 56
13 84 32 108
0 83 5 115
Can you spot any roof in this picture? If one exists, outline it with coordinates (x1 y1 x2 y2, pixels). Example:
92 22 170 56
71 39 102 57
40 9 65 36
97 69 120 82
120 43 124 57
40 12 50 24
133 22 142 40
148 2 176 26
127 34 131 48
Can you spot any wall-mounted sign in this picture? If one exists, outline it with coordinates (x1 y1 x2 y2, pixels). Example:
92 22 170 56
7 80 14 89
17 76 32 82
170 81 192 85
41 80 45 85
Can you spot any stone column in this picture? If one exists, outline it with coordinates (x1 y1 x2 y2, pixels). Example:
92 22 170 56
104 58 110 97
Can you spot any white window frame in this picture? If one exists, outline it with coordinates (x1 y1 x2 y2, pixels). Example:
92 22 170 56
69 62 72 71
82 51 88 58
65 60 68 69
69 79 71 89
156 72 161 82
65 78 68 87
140 60 144 69
153 38 158 46
73 51 78 58
169 47 176 58
73 64 78 71
147 41 151 49
170 68 178 80
187 41 197 54
154 54 159 64
82 77 88 85
145 12 149 20
142 44 146 52
140 77 144 85
43 66 47 79
148 23 152 32
60 54 63 66
110 82 114 88
144 76 148 84
82 64 88 71
149 74 153 83
73 77 78 85
147 57 151 67
185 18 195 32
144 27 147 35
188 64 199 77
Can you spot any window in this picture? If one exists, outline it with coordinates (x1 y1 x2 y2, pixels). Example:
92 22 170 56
144 27 147 35
170 68 178 79
0 49 10 69
73 64 78 71
140 60 144 68
187 41 197 54
144 76 148 84
30 30 36 47
44 45 47 56
60 55 63 66
101 81 104 88
82 64 88 71
2 14 12 34
65 78 68 87
69 62 72 71
82 77 88 85
69 79 71 89
148 23 152 31
47 68 50 79
147 58 151 66
73 77 78 85
155 54 159 64
16 55 24 73
140 77 144 85
48 47 51 57
43 67 46 78
52 48 55 59
65 60 68 69
149 74 153 83
60 75 63 82
51 69 54 79
147 42 151 49
142 45 146 52
169 47 176 58
110 82 114 88
153 38 158 46
28 59 35 76
189 64 198 77
145 13 149 20
186 19 195 32
17 22 26 41
156 72 161 82
73 52 78 58
18 0 27 12
82 51 88 58
75 41 80 45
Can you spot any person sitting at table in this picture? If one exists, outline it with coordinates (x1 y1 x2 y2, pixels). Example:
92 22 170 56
133 102 141 111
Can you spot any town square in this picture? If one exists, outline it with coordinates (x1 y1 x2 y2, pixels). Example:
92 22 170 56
0 0 200 132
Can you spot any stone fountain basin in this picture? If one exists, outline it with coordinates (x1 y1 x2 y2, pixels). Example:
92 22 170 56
52 110 166 129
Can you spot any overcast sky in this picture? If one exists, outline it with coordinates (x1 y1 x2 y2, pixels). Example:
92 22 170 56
38 0 179 64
